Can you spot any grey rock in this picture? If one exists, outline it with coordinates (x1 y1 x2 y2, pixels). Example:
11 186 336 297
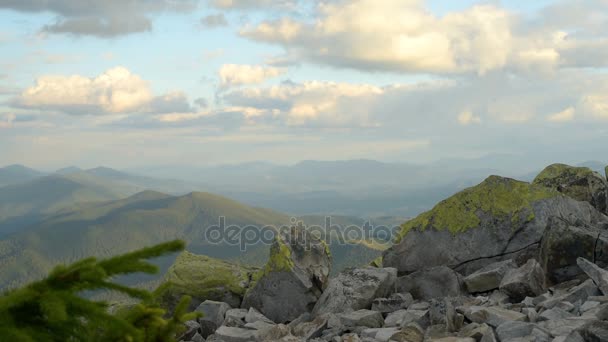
463 306 526 328
196 300 232 327
312 267 397 315
256 323 291 341
459 323 496 342
579 301 600 313
539 280 600 310
291 316 327 340
445 301 464 333
383 177 607 276
372 292 413 313
243 320 275 331
522 308 539 323
397 266 465 300
180 320 201 341
399 310 430 329
340 333 362 342
576 320 608 342
496 321 550 342
539 217 608 284
577 258 608 295
214 326 258 342
191 332 205 342
409 302 430 310
245 307 274 324
537 318 590 337
384 309 407 327
533 163 608 215
242 227 331 323
464 259 517 293
499 259 545 302
339 310 384 328
429 338 475 342
360 327 399 341
538 308 575 321
390 322 424 342
223 308 248 327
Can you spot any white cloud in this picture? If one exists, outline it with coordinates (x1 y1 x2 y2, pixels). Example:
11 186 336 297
581 94 608 119
458 110 481 125
547 106 575 122
16 67 195 116
240 0 608 74
219 64 287 88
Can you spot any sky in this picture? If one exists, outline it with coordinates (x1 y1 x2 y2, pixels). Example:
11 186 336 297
0 0 607 169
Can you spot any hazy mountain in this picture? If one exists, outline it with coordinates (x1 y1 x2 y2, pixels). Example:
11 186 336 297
54 166 83 174
0 190 386 289
0 164 45 187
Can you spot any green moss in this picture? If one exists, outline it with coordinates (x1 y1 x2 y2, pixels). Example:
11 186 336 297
396 176 558 242
533 163 594 184
369 256 383 268
153 251 256 307
263 235 294 274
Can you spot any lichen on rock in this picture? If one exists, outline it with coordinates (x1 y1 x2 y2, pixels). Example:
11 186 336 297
153 251 258 311
396 175 558 242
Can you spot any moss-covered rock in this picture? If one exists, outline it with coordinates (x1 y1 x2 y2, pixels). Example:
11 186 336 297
533 163 608 215
241 227 332 323
153 251 258 312
396 175 557 242
383 175 608 275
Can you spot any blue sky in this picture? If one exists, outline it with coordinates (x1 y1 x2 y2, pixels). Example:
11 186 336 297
0 0 607 169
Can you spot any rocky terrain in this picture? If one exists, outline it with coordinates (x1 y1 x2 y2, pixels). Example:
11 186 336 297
169 164 608 341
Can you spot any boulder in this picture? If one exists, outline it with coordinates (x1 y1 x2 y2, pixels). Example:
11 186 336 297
464 259 517 293
533 163 608 215
577 258 608 295
290 316 327 340
223 308 248 327
372 292 413 313
462 306 526 328
390 322 424 342
154 251 258 311
458 323 496 342
241 227 331 323
495 321 549 342
538 279 600 310
312 267 397 315
214 326 258 342
576 320 608 341
499 259 545 302
244 307 274 325
539 217 608 284
536 318 591 337
384 176 607 276
338 309 384 328
396 266 466 300
538 307 575 321
195 300 231 338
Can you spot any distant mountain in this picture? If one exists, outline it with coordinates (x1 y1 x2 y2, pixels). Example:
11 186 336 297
0 189 389 289
54 166 83 174
0 173 134 236
0 164 45 187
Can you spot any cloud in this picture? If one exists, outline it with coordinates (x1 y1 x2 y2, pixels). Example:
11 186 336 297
581 94 608 120
458 110 481 125
240 0 608 74
0 0 197 37
0 113 16 129
201 14 229 28
547 107 575 122
209 0 298 10
15 67 194 116
219 64 287 88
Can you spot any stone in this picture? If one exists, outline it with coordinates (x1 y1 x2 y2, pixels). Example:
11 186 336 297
533 163 608 215
360 328 399 342
339 310 384 328
459 323 496 342
179 320 201 341
155 252 258 311
383 176 606 276
214 326 258 342
463 306 526 328
539 280 600 310
580 301 600 313
445 301 464 333
191 332 205 342
372 293 413 313
409 302 430 310
291 316 327 340
384 309 408 327
390 322 424 342
540 217 608 285
522 308 539 323
495 321 549 341
341 333 362 342
464 259 517 293
538 307 575 321
245 307 274 324
429 338 475 342
576 320 608 342
223 308 248 327
499 259 545 302
536 318 590 337
256 324 291 341
577 258 608 295
312 267 397 315
196 300 231 338
396 266 466 300
242 227 332 323
243 320 275 331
